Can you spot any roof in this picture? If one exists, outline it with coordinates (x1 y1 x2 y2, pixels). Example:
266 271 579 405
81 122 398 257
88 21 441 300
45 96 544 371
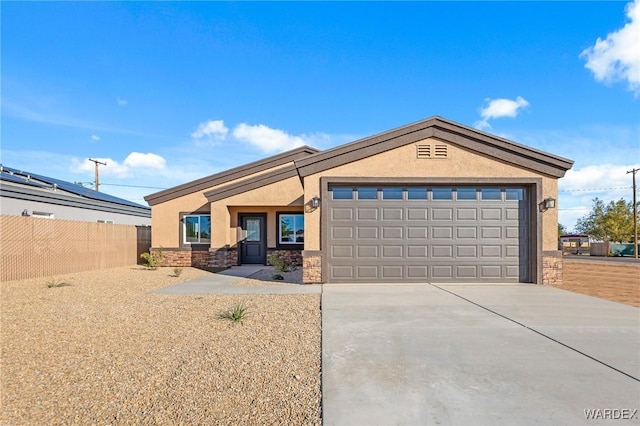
146 116 574 206
295 116 574 178
144 145 320 206
0 165 150 210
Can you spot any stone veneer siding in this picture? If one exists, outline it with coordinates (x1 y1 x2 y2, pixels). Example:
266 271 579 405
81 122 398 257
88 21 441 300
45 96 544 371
266 249 302 268
542 251 563 286
302 251 322 284
152 247 209 268
208 247 238 268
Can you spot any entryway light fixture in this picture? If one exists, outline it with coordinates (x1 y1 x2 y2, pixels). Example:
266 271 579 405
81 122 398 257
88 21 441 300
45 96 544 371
539 197 556 212
544 198 556 209
311 196 321 208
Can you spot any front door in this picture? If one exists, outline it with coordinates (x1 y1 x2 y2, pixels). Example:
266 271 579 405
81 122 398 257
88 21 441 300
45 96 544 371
240 214 266 264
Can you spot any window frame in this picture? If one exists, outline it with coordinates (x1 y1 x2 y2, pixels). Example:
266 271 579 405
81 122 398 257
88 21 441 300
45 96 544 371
277 212 304 248
182 214 211 245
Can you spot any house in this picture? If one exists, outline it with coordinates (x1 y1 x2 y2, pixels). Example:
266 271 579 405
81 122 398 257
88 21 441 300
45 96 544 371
0 165 151 225
144 116 573 284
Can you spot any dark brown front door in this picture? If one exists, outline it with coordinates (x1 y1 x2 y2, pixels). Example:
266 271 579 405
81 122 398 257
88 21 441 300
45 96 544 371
239 214 266 264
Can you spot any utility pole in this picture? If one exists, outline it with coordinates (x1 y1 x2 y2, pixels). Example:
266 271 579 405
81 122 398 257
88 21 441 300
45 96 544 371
88 158 107 192
627 168 639 259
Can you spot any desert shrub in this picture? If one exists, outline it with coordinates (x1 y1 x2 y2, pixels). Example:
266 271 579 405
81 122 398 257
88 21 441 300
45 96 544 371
141 247 163 269
46 278 70 288
219 303 250 324
267 251 298 273
173 267 183 277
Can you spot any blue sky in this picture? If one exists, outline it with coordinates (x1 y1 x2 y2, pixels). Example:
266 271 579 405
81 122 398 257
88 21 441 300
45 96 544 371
2 1 639 230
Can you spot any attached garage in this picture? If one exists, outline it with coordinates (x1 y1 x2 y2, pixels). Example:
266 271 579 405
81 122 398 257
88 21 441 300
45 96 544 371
325 184 531 282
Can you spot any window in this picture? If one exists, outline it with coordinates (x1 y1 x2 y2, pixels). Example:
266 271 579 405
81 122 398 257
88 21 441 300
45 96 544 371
506 188 524 200
456 188 477 200
184 215 211 244
332 187 353 200
279 214 304 244
407 187 427 200
382 187 403 200
357 187 377 200
481 188 501 200
432 188 452 200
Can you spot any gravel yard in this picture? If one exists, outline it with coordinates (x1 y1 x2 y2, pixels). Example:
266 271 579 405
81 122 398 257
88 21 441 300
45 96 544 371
1 266 321 425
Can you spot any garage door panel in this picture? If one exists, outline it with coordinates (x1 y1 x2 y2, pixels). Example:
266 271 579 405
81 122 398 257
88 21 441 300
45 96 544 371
382 208 403 220
481 227 501 239
457 227 477 239
382 227 403 239
432 227 453 239
381 265 403 279
357 227 378 239
356 265 378 279
327 186 530 283
457 208 477 221
331 208 353 220
481 208 502 220
432 245 453 257
407 208 428 220
432 208 453 220
408 227 429 239
382 245 403 258
332 246 353 258
357 208 378 220
432 265 453 278
407 265 428 278
457 245 477 257
456 265 478 279
357 246 379 258
332 226 353 239
407 246 428 258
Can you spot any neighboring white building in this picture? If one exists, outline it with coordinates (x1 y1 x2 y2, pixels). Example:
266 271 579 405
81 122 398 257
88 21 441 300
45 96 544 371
0 165 151 225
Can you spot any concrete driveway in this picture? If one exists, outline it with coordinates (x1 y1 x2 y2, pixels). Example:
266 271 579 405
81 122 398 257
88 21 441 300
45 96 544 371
322 284 640 425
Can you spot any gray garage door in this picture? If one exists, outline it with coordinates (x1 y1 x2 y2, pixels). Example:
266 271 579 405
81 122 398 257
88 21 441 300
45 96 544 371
326 186 530 282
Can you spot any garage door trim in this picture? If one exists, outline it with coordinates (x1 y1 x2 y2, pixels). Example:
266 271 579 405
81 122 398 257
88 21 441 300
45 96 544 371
320 177 542 284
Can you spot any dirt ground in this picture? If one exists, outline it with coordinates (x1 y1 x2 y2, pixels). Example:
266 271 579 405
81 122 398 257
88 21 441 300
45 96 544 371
555 259 639 307
0 266 321 425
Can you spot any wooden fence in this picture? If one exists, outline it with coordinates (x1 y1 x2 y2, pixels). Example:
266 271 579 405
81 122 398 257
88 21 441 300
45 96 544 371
0 216 151 282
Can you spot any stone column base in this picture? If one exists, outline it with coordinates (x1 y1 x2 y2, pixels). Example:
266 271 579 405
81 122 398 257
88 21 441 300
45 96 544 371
302 250 322 284
542 250 563 285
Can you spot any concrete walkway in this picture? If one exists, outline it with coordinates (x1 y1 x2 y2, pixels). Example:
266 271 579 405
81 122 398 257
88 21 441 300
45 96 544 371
322 284 640 425
153 265 321 295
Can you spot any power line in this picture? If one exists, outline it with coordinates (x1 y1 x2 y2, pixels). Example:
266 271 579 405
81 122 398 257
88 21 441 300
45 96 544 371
559 186 633 192
99 183 168 190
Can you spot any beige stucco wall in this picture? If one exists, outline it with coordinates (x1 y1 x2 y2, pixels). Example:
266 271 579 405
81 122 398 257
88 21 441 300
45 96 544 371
150 165 300 248
303 138 559 251
210 175 304 248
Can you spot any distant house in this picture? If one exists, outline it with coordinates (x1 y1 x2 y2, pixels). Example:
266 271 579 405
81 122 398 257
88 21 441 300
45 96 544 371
0 165 151 225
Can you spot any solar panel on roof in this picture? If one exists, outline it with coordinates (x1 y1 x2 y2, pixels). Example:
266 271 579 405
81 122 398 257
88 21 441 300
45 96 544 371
0 165 150 209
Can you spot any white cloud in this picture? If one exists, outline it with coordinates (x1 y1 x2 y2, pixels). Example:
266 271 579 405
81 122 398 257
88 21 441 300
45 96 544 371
474 96 530 130
191 119 229 141
232 123 307 153
123 152 166 170
580 0 640 96
70 152 167 179
91 134 100 141
117 97 128 106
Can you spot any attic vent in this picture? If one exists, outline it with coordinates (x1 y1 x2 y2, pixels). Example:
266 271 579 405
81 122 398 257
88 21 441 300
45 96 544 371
416 143 448 159
416 144 431 159
434 144 448 158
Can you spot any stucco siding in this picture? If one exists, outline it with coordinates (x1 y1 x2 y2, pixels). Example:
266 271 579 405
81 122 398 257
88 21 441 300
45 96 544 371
152 166 303 248
303 139 559 252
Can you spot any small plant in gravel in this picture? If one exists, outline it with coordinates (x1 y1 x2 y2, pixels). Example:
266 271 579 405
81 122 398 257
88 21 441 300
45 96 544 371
267 251 298 274
173 267 183 277
46 278 70 288
140 247 163 270
219 303 250 324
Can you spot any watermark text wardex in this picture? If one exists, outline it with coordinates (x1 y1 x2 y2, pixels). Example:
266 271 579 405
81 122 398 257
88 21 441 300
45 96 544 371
584 409 638 420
